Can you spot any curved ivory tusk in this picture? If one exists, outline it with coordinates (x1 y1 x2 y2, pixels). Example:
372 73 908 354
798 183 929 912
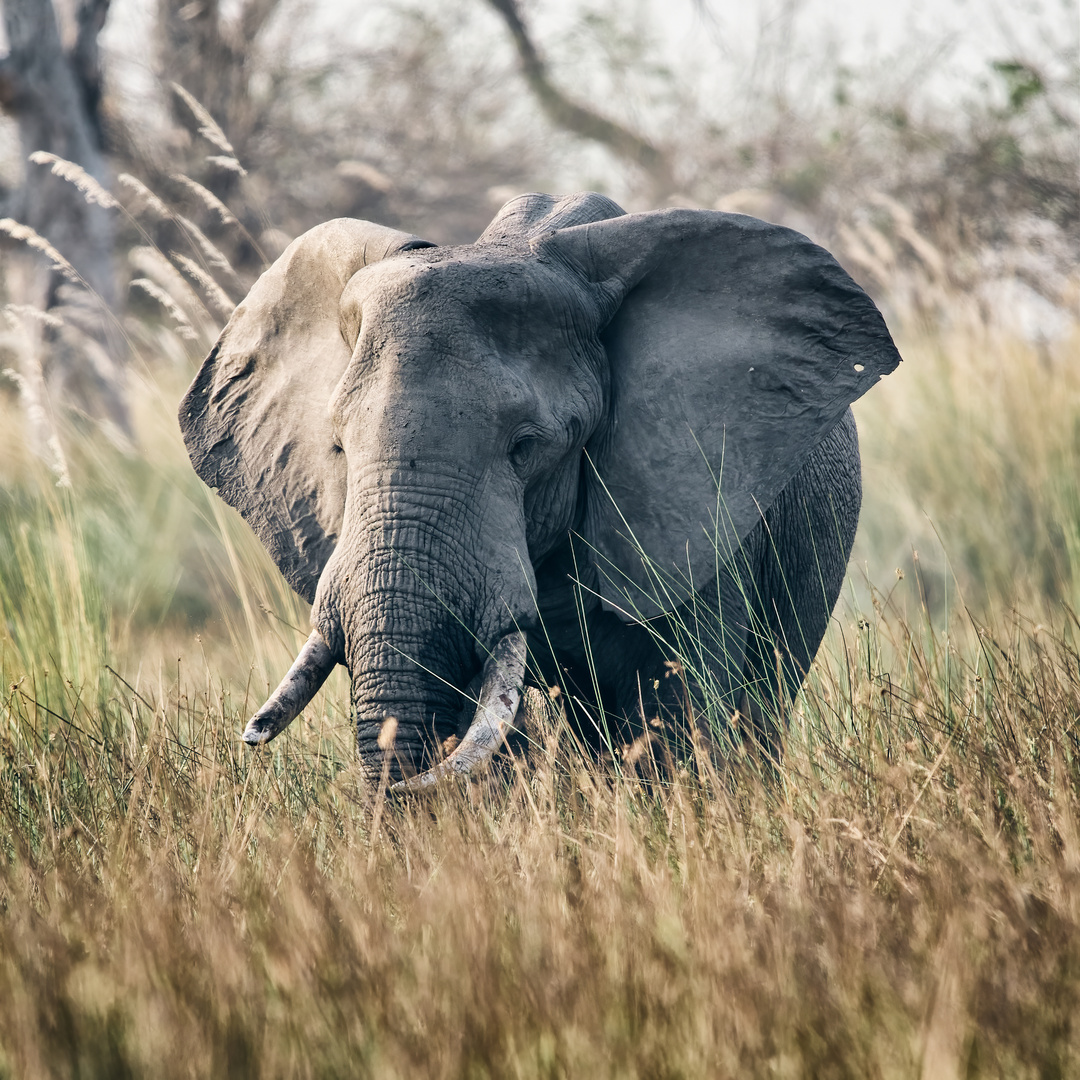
242 629 336 745
391 631 527 792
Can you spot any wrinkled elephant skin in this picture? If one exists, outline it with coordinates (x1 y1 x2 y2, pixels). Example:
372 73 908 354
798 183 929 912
179 192 901 783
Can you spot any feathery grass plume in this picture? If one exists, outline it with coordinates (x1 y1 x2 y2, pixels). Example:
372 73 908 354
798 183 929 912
116 173 173 220
1 367 72 487
46 435 72 488
3 304 65 331
206 155 248 177
175 215 243 285
129 246 213 329
172 176 267 266
172 252 236 318
172 174 238 227
0 219 84 286
27 151 119 209
170 82 235 155
130 279 199 341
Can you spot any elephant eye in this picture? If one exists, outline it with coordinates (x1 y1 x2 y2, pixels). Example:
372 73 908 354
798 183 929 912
509 436 538 473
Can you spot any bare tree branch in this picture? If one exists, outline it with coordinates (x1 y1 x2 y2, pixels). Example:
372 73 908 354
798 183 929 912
483 0 674 197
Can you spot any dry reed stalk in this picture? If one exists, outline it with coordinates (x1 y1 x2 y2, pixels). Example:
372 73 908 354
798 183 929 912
170 82 235 155
0 219 84 286
130 279 199 341
27 151 119 209
206 155 248 177
116 173 173 221
3 304 65 331
172 174 239 227
128 246 210 326
175 215 245 286
171 253 236 317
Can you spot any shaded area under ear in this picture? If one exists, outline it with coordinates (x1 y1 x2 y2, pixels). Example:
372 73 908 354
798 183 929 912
178 218 434 603
535 209 902 620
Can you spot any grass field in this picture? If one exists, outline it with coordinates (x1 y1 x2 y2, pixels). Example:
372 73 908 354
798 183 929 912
1 297 1078 1076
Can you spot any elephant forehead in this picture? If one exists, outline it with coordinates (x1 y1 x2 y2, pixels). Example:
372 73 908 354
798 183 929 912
342 249 598 344
330 252 607 439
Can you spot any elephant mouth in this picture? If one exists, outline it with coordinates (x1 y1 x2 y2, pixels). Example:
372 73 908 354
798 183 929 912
241 629 528 789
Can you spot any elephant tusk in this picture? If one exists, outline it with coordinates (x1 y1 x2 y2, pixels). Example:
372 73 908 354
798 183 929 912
391 631 527 792
242 629 337 745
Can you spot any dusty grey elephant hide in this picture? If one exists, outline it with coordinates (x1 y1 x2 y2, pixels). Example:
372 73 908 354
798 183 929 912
179 192 901 786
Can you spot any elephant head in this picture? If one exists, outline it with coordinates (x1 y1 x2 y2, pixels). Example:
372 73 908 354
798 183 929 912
179 192 900 786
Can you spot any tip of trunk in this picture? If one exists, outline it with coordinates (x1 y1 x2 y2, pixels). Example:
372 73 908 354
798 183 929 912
242 630 337 745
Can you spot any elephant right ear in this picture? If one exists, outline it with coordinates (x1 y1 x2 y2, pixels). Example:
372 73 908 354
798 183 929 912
534 209 901 620
179 219 434 603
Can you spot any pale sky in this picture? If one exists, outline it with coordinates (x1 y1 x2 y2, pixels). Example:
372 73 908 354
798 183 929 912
0 0 1072 190
98 0 1078 111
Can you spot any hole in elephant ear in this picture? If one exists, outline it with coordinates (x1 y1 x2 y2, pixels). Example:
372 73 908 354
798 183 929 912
535 208 902 620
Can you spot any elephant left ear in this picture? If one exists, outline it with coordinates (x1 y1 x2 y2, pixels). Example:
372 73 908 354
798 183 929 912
533 209 901 621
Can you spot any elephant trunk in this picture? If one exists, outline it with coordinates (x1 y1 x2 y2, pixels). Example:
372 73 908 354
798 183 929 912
345 604 475 781
328 512 517 781
247 467 537 784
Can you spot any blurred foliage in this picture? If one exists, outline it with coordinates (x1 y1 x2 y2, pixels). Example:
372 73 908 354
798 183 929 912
87 0 1076 275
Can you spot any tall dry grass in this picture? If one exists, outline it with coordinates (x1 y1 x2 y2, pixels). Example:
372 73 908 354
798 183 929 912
854 316 1080 618
1 574 1078 1074
1 313 1078 1075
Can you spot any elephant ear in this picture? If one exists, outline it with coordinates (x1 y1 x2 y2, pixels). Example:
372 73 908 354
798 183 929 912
534 209 901 621
179 218 434 603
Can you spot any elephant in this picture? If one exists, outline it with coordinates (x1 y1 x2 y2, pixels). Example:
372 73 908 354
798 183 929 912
179 191 900 788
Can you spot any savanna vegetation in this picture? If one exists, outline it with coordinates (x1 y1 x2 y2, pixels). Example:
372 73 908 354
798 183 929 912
0 0 1077 1075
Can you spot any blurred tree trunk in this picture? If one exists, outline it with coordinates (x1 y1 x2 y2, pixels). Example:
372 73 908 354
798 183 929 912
0 0 129 446
483 0 674 200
